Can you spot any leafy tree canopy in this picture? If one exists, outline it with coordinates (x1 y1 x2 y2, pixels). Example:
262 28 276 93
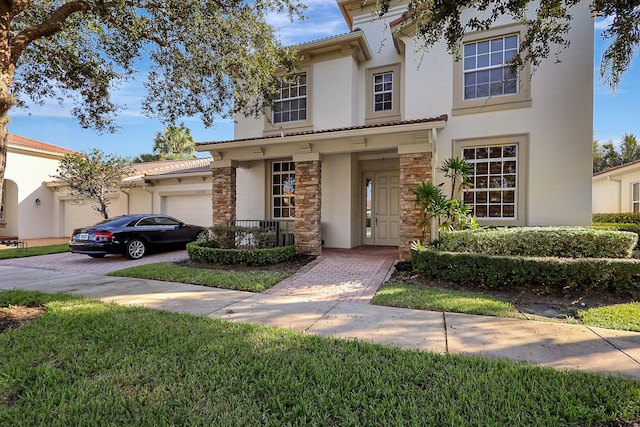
593 133 640 173
52 149 134 219
378 0 637 90
0 0 304 202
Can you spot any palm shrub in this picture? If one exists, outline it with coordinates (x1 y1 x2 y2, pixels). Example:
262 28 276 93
412 157 478 237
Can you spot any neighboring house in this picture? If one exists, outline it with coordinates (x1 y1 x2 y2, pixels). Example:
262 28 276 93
47 158 214 237
592 161 640 214
2 134 76 239
196 0 594 259
1 133 213 240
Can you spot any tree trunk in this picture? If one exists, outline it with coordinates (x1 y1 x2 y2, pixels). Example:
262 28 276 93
0 86 14 214
0 6 17 218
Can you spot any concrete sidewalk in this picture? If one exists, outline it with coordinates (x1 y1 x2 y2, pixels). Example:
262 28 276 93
1 265 639 378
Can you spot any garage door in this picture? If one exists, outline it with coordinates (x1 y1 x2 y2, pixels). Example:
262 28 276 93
162 194 212 227
63 201 104 237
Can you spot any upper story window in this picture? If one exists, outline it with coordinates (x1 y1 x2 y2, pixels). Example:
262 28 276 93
272 74 307 125
633 182 640 213
272 161 296 219
366 64 401 123
373 71 394 112
463 35 518 100
452 24 531 116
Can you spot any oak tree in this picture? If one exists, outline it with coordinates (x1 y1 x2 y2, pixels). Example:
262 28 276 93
0 0 302 204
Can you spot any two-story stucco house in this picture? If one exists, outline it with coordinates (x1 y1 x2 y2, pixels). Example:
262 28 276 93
196 0 594 259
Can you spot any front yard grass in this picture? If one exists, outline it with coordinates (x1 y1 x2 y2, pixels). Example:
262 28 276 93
108 261 291 292
1 290 638 426
0 244 69 259
371 282 523 318
578 302 640 332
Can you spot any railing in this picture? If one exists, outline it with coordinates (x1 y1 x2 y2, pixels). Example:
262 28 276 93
228 220 294 248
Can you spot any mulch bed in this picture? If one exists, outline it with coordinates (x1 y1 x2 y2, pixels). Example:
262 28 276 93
0 306 47 333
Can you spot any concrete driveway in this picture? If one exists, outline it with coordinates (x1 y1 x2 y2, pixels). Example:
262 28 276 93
0 249 190 275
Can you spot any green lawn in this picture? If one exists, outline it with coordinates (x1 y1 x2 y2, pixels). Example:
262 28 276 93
108 261 291 292
1 290 638 426
0 244 69 259
371 282 523 318
578 302 640 332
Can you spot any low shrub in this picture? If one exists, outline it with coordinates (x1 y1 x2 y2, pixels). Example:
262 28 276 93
593 212 640 225
411 248 640 297
436 227 636 259
187 242 295 266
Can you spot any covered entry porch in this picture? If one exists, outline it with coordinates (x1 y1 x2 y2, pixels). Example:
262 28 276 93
196 116 447 259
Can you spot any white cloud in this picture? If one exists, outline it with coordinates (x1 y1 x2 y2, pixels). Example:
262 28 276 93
594 15 614 31
266 2 349 45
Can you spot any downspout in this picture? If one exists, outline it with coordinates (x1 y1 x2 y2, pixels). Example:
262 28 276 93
607 175 623 213
143 179 154 213
121 189 130 214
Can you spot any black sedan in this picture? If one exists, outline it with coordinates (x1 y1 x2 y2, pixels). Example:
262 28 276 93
70 214 208 260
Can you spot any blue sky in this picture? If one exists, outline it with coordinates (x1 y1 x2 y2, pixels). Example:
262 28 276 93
7 2 637 157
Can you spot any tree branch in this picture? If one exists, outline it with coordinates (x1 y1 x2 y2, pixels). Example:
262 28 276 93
10 0 92 64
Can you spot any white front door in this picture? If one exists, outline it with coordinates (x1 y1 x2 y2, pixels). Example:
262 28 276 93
363 171 400 246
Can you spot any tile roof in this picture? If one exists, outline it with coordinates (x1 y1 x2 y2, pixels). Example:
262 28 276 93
197 115 448 147
132 157 211 177
593 159 640 177
8 134 76 155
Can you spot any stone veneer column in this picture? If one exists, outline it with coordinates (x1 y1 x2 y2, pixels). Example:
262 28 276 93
399 152 432 260
293 156 322 256
211 161 237 226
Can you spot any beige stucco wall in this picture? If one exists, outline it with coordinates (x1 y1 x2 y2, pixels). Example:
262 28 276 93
321 153 355 248
593 175 624 213
3 150 63 239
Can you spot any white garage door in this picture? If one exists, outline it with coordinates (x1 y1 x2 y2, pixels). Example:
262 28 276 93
63 201 104 237
162 195 212 227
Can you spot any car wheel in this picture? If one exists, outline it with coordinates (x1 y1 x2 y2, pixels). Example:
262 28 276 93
88 254 106 258
196 230 207 242
124 239 146 260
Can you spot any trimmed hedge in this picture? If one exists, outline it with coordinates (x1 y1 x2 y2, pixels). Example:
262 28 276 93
412 248 640 297
593 222 640 248
593 212 640 225
437 227 636 259
187 242 295 266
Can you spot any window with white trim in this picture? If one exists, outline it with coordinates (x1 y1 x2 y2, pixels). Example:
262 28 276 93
462 144 517 219
633 182 640 213
463 34 518 100
272 74 307 124
272 161 295 219
373 71 393 112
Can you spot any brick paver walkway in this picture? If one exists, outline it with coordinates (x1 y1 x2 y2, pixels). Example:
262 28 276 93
0 245 399 303
266 247 398 303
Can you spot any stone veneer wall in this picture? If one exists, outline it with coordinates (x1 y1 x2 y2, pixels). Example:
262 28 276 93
294 160 322 255
211 166 236 226
399 152 432 260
